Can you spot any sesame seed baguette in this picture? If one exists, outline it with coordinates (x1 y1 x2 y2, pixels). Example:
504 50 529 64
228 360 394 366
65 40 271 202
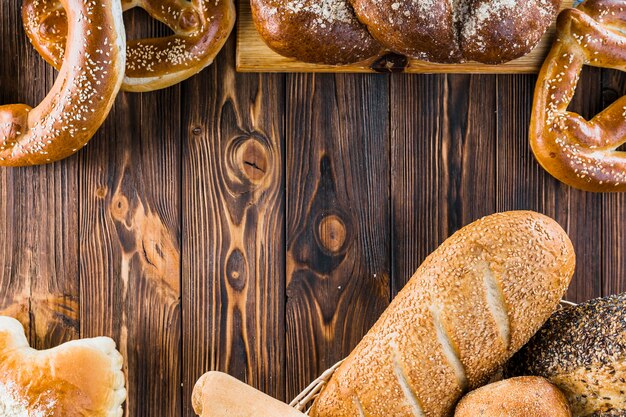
506 293 626 417
309 211 576 417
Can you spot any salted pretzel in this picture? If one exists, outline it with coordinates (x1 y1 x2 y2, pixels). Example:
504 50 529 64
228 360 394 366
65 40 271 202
531 0 626 192
0 0 125 167
0 316 126 416
23 0 236 92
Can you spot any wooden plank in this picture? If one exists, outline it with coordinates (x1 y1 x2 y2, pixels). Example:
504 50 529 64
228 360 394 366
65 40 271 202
562 67 605 303
494 74 570 285
181 37 286 415
0 1 79 349
285 73 391 400
79 11 182 417
602 68 626 296
237 0 573 74
497 67 604 303
391 74 497 292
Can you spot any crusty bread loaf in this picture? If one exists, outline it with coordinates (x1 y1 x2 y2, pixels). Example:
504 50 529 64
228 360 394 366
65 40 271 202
251 0 561 65
309 211 575 417
454 376 572 417
0 316 126 417
250 0 383 65
506 294 626 417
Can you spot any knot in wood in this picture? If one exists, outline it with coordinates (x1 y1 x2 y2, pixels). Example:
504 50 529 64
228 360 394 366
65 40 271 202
110 194 129 221
235 137 270 184
95 186 107 199
226 249 247 291
318 215 347 253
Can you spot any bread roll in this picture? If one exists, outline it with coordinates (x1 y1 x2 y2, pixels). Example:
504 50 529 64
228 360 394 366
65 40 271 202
506 294 626 417
309 211 575 417
454 376 572 417
0 316 126 417
192 372 306 417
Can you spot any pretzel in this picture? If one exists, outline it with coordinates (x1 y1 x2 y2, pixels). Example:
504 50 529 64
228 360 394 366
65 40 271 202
530 0 626 191
23 0 236 92
0 0 125 167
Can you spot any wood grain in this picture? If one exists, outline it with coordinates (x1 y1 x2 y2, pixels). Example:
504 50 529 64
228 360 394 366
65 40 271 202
79 10 182 417
561 67 605 303
602 68 626 296
390 74 497 293
0 0 79 349
495 73 570 290
285 73 391 400
2 0 626 415
237 0 573 74
181 36 286 416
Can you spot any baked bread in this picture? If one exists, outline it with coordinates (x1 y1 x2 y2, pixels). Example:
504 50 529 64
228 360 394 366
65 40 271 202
250 0 383 65
0 0 125 166
309 211 575 417
23 0 236 92
0 316 126 416
506 293 626 417
454 376 572 417
192 371 306 417
529 0 626 192
251 0 561 65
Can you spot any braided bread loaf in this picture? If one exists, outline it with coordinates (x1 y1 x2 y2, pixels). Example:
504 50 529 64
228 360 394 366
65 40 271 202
251 0 562 65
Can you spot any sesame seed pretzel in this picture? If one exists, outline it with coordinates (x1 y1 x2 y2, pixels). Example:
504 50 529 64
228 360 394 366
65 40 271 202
0 0 125 167
23 0 236 93
530 0 626 191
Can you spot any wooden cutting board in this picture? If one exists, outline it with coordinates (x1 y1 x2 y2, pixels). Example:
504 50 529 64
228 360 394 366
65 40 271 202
236 0 574 73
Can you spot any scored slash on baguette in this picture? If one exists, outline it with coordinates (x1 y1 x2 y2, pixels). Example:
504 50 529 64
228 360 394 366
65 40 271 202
309 211 576 417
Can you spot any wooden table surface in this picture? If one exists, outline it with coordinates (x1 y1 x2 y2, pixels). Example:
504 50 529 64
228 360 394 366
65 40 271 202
1 4 625 417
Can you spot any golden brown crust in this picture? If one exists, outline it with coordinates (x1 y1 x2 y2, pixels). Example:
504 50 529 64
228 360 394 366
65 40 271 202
460 0 561 64
349 0 459 63
309 211 575 417
253 0 560 65
250 0 383 65
454 377 572 417
192 372 306 417
0 316 126 417
530 0 626 192
1 0 125 167
22 0 236 92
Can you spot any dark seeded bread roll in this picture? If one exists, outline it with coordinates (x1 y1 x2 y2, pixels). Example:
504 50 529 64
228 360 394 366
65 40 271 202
309 211 575 417
250 0 383 65
454 376 572 417
506 294 626 417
